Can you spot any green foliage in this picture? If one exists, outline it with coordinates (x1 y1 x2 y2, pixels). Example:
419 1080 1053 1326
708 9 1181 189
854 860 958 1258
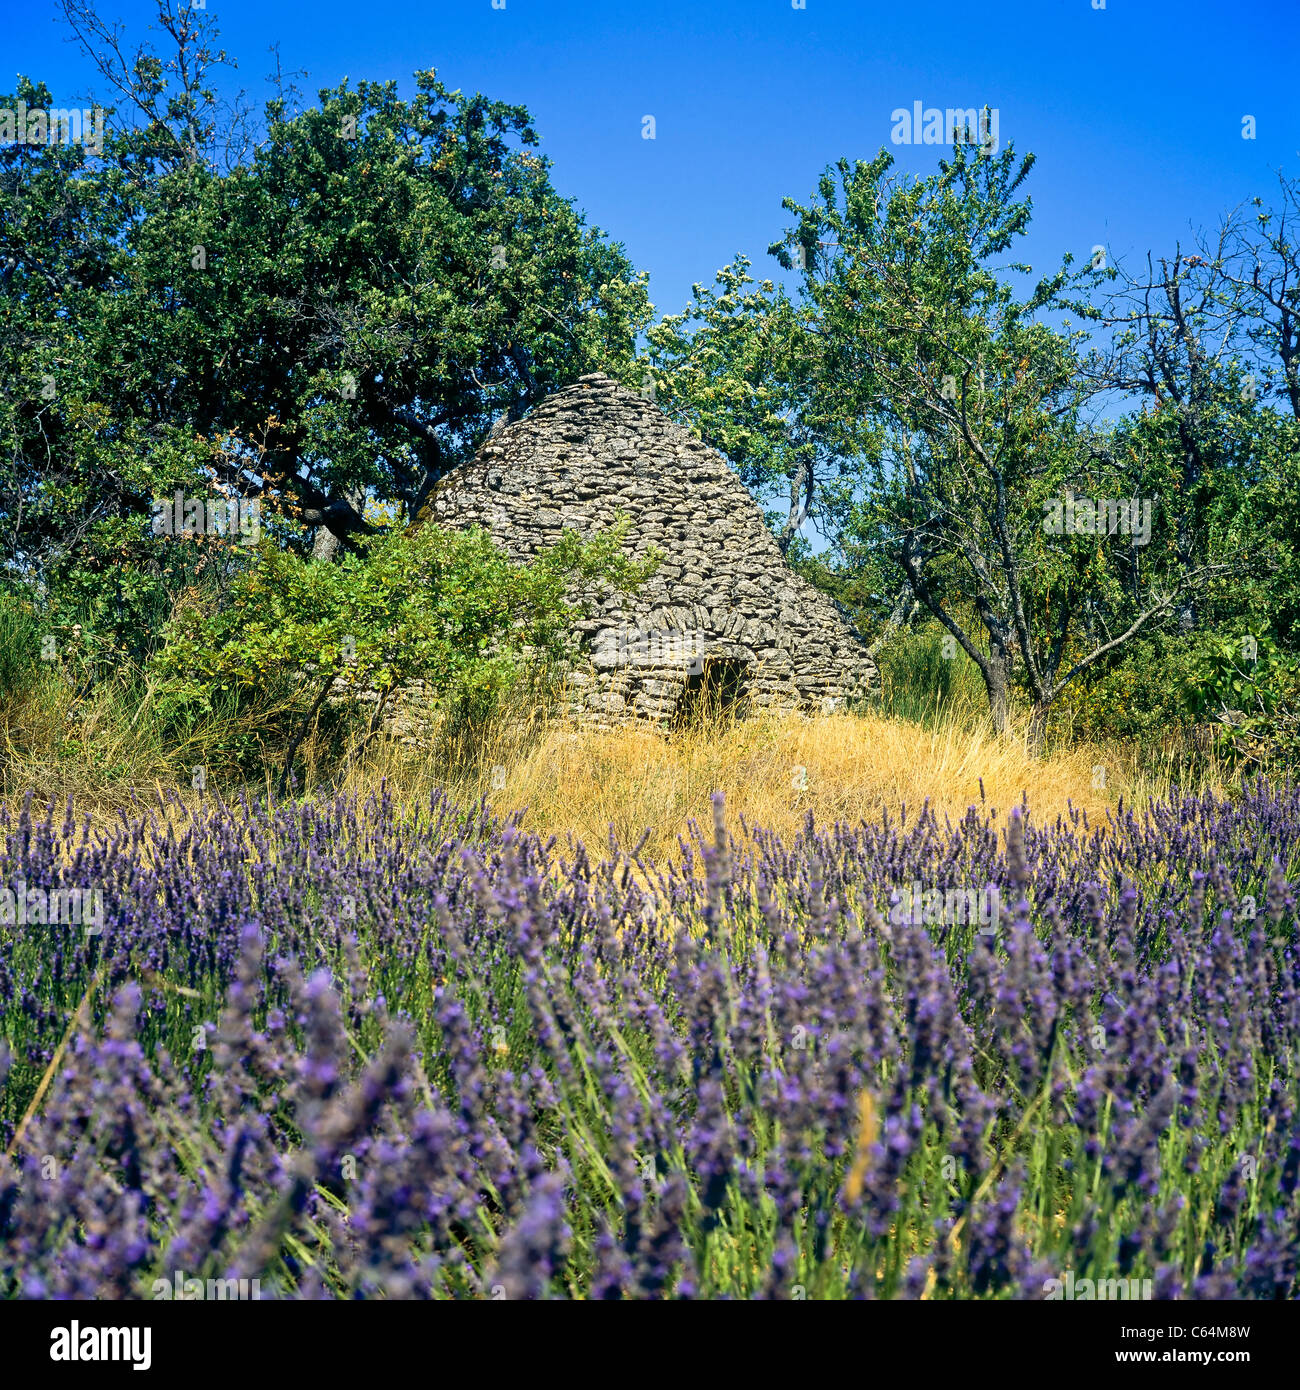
149 518 656 776
0 588 46 700
1052 632 1204 743
772 140 1140 732
1184 631 1300 768
1052 626 1300 773
1 48 650 655
1244 416 1300 649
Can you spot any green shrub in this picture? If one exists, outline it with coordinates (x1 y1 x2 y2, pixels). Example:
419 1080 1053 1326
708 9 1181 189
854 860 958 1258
1183 630 1300 770
1050 632 1204 743
149 519 656 792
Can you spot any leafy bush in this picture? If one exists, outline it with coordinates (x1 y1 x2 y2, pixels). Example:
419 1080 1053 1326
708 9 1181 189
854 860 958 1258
1050 632 1205 743
1183 631 1300 769
149 519 656 788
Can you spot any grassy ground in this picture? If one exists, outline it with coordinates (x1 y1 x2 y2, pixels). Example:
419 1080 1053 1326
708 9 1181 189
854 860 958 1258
1 609 1233 852
362 709 1121 860
2 667 1227 864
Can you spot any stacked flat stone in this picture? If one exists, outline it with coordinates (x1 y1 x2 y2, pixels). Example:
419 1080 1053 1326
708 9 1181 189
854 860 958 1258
417 371 877 729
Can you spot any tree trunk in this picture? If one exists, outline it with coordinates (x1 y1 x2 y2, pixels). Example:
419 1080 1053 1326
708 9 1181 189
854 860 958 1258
867 586 921 658
309 486 368 563
1026 699 1050 757
311 527 342 563
981 652 1010 736
776 452 814 554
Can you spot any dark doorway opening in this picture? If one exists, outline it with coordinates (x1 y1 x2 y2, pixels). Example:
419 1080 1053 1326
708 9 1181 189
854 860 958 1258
670 656 750 729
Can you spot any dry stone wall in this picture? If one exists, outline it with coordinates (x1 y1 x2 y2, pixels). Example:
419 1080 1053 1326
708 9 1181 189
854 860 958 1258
419 372 877 728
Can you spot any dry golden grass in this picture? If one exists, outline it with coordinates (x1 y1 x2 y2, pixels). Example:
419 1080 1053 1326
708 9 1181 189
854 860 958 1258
350 706 1154 860
4 664 1229 860
1 675 277 821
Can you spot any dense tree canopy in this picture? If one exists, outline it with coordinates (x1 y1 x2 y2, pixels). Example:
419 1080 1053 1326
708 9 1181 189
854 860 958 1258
2 11 650 621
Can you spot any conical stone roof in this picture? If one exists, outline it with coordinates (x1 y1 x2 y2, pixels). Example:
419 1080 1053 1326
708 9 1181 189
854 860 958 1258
423 372 877 725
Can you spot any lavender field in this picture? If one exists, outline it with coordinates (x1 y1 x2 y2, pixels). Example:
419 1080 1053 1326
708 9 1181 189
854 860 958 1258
1 784 1297 1300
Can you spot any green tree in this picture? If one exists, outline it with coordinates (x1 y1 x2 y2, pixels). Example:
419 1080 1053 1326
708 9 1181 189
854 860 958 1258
2 2 651 651
768 140 1189 745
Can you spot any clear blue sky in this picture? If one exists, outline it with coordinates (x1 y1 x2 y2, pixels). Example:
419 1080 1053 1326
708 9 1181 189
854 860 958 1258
6 0 1298 324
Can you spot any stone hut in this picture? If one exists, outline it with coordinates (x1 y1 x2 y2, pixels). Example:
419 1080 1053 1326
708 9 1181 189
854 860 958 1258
419 372 877 728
